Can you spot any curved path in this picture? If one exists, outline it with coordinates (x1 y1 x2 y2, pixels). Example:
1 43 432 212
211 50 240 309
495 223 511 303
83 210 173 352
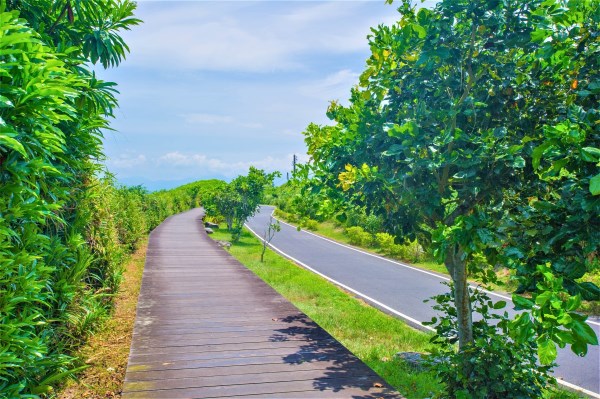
122 208 401 398
247 205 600 397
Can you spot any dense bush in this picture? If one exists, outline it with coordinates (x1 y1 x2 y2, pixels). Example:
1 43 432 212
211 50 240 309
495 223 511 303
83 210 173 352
302 218 319 231
425 284 551 399
346 226 374 247
0 3 142 395
0 1 224 395
375 233 395 253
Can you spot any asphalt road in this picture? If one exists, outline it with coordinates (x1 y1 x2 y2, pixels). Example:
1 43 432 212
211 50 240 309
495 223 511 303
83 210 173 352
246 205 600 397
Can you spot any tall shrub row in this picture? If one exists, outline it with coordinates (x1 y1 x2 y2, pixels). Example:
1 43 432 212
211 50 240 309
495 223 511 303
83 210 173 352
0 3 224 397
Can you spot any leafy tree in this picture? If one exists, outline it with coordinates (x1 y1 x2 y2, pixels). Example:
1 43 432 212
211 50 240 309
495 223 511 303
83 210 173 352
303 0 598 394
499 0 600 360
213 167 279 241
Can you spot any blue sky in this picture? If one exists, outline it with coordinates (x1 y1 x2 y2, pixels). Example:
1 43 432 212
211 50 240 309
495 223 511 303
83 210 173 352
98 1 433 190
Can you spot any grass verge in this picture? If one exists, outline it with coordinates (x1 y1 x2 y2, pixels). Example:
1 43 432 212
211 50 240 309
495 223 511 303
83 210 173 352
211 227 440 398
55 241 147 399
274 211 600 315
211 226 584 399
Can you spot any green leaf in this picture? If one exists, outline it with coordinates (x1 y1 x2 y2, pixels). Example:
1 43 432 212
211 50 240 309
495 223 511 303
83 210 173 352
577 282 600 301
512 294 533 310
537 337 557 365
504 247 524 259
581 147 600 162
532 141 554 170
387 121 417 138
513 156 525 168
0 94 13 108
535 291 553 306
566 295 582 312
411 24 427 39
0 131 27 157
572 319 599 345
493 300 506 309
590 174 600 196
383 144 403 157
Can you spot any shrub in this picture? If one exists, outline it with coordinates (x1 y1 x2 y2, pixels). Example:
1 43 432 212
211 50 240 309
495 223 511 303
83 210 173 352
405 238 425 262
390 244 408 259
376 232 395 253
345 208 366 228
363 213 383 234
346 226 366 245
359 231 374 247
304 219 319 231
204 215 223 224
425 284 552 398
346 226 374 247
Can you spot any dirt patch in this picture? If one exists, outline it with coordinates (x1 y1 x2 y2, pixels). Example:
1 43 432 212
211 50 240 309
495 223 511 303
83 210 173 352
57 242 147 399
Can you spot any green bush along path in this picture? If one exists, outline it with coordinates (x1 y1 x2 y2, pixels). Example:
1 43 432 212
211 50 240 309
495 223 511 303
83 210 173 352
247 206 600 397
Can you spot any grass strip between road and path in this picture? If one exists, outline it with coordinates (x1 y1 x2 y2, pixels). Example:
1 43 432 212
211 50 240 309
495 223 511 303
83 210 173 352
210 226 583 399
210 227 441 399
55 241 148 399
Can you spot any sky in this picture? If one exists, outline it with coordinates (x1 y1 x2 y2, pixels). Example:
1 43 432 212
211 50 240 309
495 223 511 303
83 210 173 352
98 0 434 191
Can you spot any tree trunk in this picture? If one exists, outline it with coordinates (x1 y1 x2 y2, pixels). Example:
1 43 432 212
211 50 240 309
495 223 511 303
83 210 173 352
444 244 473 351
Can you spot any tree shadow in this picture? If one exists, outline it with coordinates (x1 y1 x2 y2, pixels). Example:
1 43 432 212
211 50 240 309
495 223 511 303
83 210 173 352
270 314 401 398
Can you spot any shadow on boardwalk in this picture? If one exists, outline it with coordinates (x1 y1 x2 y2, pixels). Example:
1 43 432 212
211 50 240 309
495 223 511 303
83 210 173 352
273 314 397 398
122 208 402 399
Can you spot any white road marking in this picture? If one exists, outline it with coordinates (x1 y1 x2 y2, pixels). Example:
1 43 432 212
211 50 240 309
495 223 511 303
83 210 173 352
244 222 435 332
266 207 600 328
245 208 600 397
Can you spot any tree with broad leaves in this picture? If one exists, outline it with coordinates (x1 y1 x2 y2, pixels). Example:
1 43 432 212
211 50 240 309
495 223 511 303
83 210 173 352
213 167 279 242
304 0 598 394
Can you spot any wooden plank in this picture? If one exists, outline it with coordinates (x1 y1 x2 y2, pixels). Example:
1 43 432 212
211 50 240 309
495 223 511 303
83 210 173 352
122 208 403 398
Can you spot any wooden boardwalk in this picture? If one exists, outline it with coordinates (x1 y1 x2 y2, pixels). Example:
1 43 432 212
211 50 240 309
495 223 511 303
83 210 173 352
122 208 402 398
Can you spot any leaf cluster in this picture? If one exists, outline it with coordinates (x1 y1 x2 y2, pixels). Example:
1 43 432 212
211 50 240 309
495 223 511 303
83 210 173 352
210 167 278 242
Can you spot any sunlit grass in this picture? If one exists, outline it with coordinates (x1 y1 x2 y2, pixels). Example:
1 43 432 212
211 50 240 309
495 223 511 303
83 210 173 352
211 226 442 398
211 225 585 399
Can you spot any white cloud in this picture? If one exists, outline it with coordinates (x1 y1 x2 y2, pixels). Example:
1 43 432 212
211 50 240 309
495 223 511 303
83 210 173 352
240 122 263 129
107 153 147 169
181 113 263 130
300 69 360 102
121 1 399 72
156 151 303 178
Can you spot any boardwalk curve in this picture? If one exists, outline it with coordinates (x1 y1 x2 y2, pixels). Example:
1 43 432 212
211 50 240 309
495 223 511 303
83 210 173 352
122 208 402 398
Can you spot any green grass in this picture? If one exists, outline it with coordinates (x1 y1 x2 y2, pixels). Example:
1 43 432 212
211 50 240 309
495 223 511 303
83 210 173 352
275 213 599 315
211 227 441 398
210 225 585 399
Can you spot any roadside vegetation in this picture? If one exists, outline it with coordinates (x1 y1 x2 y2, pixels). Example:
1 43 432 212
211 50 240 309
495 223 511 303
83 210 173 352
56 242 147 399
272 205 600 315
208 226 584 399
267 0 600 396
0 3 226 394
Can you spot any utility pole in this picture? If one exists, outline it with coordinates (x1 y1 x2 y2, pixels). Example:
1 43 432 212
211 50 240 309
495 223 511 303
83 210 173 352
292 154 297 176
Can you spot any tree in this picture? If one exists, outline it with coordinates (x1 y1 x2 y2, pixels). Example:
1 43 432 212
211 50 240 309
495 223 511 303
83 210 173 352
261 216 281 262
303 0 598 394
213 167 279 242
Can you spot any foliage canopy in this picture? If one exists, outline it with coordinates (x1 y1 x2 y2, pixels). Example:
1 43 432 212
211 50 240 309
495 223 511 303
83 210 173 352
302 0 599 395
